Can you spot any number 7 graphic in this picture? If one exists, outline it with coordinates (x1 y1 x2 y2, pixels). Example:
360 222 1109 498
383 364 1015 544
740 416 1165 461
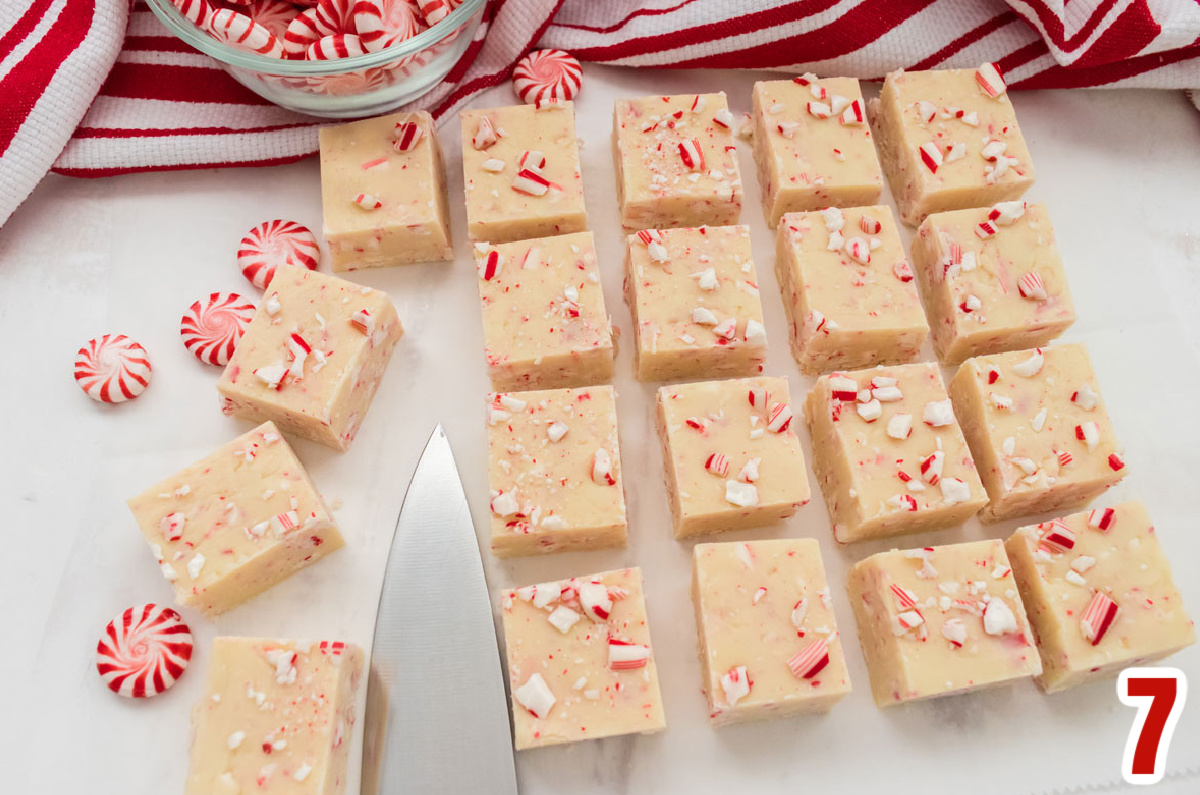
1118 668 1188 785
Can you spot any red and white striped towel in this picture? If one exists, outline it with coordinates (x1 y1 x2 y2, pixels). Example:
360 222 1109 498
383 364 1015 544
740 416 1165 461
2 0 1198 227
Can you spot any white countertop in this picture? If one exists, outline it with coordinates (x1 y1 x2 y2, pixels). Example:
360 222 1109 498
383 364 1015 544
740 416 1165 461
4 66 1199 793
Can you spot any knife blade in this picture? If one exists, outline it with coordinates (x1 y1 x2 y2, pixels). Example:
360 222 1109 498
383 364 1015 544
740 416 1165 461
361 424 518 795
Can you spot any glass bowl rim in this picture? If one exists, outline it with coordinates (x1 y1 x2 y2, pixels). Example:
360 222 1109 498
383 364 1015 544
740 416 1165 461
144 0 488 75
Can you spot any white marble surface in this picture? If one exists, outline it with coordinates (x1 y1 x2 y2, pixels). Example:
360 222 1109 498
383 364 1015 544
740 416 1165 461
4 67 1200 794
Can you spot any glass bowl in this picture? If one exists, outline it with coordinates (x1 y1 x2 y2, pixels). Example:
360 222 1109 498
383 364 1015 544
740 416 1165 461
145 0 488 118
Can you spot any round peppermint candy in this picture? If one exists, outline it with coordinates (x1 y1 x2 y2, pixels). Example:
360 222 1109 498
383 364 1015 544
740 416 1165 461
512 49 582 105
352 0 421 53
74 334 152 403
207 7 285 58
180 292 257 366
238 0 300 41
171 0 216 27
306 32 367 60
238 219 320 289
314 0 355 33
96 604 194 698
283 7 334 57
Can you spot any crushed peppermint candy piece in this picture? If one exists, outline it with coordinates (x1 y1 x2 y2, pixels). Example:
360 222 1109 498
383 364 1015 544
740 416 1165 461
472 116 498 150
897 610 925 630
872 385 903 402
919 141 942 173
767 402 793 433
712 318 737 340
490 491 520 517
975 62 1006 98
1080 591 1119 645
839 99 864 126
513 168 552 196
514 673 555 718
844 236 871 264
857 399 882 423
678 138 704 171
737 457 760 483
159 513 186 541
393 121 424 152
350 309 374 335
1075 421 1100 450
352 193 382 210
1011 348 1044 377
886 413 913 440
1041 519 1076 552
982 596 1018 635
1018 272 1048 301
938 141 966 165
807 101 832 119
1072 556 1097 573
725 480 759 508
478 250 503 281
1108 453 1125 471
546 421 569 442
547 605 581 634
1072 383 1099 410
591 448 616 485
579 582 612 621
1088 507 1116 531
922 399 955 427
939 477 971 505
788 637 832 679
819 206 845 234
790 598 808 629
694 267 719 291
705 452 730 477
608 638 652 670
253 363 287 390
919 450 944 484
980 140 1008 161
989 200 1026 225
518 150 546 170
941 617 967 647
891 583 919 610
829 376 858 402
720 665 751 706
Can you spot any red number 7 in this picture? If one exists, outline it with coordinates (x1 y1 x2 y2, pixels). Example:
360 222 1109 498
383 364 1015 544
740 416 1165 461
1118 668 1188 785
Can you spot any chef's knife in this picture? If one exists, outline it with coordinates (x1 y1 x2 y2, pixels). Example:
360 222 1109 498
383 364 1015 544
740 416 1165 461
362 425 518 794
